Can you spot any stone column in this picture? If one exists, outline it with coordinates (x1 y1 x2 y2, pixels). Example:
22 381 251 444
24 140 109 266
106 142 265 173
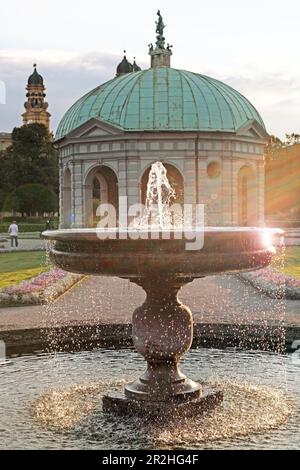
198 158 208 225
61 162 72 229
59 160 64 228
72 160 84 228
117 158 128 227
232 160 240 226
83 184 92 227
222 158 234 226
126 157 140 208
184 157 196 205
257 159 265 225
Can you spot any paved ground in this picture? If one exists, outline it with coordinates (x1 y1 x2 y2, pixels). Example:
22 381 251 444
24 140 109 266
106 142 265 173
0 274 299 332
0 236 44 252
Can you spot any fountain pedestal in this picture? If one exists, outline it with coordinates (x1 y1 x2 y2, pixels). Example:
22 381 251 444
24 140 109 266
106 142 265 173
103 276 223 417
43 226 281 419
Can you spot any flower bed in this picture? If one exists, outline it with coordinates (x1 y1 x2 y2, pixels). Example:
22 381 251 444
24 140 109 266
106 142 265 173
239 267 300 300
0 267 48 289
0 269 83 306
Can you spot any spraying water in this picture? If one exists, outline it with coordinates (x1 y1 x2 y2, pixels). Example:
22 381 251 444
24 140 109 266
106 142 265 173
136 161 182 229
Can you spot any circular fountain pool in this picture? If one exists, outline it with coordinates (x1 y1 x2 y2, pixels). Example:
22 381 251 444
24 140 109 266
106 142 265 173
0 347 298 449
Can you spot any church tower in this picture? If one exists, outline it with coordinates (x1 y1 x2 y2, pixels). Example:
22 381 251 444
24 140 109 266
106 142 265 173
22 64 51 130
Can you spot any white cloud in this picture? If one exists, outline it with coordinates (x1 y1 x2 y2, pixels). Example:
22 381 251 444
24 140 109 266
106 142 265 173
221 74 300 137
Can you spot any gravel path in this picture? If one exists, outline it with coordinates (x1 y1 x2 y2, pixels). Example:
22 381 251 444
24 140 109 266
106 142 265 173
0 236 44 252
0 274 299 332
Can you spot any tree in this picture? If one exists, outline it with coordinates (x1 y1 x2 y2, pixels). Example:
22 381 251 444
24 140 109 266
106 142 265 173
285 133 300 146
265 132 300 221
0 151 8 209
3 184 57 216
266 133 300 155
265 132 300 163
0 123 58 210
265 135 284 161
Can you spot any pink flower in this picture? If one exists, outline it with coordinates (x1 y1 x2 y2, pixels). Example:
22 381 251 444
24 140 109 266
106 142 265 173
249 267 300 289
2 269 69 295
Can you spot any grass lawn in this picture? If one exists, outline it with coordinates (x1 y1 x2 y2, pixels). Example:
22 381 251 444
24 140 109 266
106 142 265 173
0 251 50 288
276 246 300 278
0 251 47 273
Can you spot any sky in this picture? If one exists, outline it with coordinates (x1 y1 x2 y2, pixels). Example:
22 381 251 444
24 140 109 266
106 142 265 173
0 0 300 138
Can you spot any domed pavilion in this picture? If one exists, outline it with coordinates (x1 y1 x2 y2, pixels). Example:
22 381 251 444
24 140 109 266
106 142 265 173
56 11 268 229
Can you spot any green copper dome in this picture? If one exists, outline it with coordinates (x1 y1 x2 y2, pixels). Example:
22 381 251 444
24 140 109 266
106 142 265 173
56 67 265 139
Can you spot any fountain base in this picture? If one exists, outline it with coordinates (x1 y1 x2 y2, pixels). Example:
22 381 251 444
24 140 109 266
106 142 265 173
102 386 223 419
124 368 202 401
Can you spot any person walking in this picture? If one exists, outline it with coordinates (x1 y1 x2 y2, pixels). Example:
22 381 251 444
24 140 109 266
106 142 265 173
40 219 51 238
8 220 19 248
45 219 52 230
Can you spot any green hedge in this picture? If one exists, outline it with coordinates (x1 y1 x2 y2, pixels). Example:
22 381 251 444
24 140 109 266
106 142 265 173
1 216 58 224
0 222 58 233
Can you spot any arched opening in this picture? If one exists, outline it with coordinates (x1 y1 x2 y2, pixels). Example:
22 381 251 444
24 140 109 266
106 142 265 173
238 166 257 226
63 168 72 228
85 166 118 227
141 163 184 206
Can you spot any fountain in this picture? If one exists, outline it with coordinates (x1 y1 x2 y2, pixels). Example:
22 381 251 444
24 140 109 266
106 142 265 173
43 162 283 419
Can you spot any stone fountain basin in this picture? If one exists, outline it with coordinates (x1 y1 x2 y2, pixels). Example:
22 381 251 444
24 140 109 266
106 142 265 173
42 227 283 279
42 226 283 416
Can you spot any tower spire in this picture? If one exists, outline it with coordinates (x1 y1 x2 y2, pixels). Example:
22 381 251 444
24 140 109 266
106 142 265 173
148 10 172 68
